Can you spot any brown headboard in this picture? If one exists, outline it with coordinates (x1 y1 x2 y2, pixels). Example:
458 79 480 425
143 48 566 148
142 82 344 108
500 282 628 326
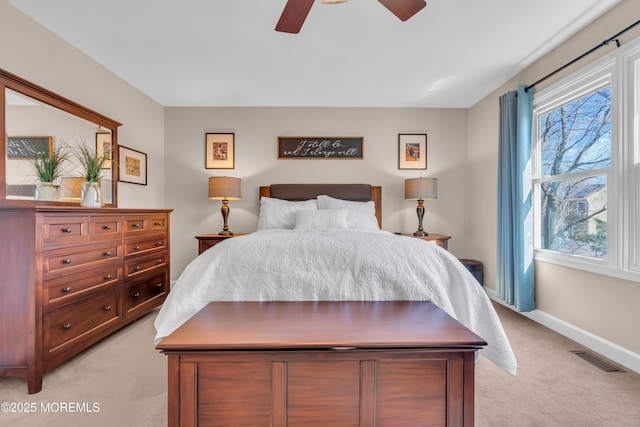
259 184 382 228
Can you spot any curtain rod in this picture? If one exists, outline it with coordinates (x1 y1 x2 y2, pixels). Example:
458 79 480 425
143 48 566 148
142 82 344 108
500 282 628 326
525 19 640 92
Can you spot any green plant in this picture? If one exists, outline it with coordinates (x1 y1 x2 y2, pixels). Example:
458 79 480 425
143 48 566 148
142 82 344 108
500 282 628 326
74 143 111 182
30 146 69 183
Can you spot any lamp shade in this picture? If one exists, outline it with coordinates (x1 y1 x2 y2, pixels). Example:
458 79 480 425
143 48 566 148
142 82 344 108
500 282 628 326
208 176 241 200
405 178 437 200
59 176 84 201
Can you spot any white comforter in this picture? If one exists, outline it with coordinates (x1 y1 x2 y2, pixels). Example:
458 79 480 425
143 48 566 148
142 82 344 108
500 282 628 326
154 230 517 375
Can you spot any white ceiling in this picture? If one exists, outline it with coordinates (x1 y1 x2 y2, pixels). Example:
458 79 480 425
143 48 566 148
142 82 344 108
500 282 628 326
8 0 622 108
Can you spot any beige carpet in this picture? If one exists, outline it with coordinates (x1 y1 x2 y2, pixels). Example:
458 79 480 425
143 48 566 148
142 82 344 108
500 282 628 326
1 303 639 426
0 311 167 427
477 303 640 426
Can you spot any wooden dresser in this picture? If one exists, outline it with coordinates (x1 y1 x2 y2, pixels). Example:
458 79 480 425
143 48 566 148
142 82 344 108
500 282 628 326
0 204 172 393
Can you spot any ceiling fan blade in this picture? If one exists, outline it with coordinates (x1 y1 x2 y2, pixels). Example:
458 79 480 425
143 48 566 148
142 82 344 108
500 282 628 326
275 0 315 34
378 0 426 21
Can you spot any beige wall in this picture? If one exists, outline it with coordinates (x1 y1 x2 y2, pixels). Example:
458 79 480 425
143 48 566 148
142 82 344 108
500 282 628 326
468 0 640 359
0 1 166 208
165 107 471 278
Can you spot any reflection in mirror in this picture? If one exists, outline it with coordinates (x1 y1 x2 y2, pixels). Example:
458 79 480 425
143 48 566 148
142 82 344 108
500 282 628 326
5 88 113 204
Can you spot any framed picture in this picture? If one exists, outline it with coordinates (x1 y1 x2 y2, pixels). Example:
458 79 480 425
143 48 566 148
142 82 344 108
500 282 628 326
96 132 113 169
398 134 427 170
205 133 235 169
118 145 147 185
7 136 53 159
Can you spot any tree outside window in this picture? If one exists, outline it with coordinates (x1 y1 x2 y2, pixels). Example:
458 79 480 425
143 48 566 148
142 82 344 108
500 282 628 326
535 85 611 259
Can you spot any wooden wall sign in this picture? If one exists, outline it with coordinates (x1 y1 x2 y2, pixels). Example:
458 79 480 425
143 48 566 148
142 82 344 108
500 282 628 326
7 136 53 159
278 137 363 159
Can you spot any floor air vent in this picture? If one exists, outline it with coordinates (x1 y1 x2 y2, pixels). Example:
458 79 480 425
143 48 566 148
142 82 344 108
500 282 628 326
570 350 625 372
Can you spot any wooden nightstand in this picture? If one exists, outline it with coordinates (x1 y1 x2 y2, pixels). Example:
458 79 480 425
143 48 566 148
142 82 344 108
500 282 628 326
402 233 451 250
195 233 245 255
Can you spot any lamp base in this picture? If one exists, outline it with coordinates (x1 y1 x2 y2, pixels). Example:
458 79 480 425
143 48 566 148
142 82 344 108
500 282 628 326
413 199 428 237
218 199 233 236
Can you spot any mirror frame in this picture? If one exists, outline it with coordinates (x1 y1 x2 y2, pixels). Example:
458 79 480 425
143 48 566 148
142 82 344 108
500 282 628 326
0 68 121 206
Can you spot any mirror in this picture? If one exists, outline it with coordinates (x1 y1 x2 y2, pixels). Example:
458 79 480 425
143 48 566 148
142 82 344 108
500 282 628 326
1 68 120 206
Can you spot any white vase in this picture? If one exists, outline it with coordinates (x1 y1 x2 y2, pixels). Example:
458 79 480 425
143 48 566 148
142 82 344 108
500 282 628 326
35 182 58 201
80 181 102 208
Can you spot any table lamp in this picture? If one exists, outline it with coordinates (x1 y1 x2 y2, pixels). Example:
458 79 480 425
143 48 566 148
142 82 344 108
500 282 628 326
405 177 437 236
59 176 84 201
208 176 241 235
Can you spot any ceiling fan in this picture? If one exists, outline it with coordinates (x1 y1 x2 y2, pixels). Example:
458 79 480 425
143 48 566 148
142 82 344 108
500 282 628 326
275 0 427 34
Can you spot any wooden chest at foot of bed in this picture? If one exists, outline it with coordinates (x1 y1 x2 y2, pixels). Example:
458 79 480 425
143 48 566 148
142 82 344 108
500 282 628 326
157 301 486 427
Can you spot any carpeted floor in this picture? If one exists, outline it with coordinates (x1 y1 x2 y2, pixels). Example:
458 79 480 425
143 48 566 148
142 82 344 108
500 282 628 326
0 311 167 427
477 303 640 426
1 303 639 426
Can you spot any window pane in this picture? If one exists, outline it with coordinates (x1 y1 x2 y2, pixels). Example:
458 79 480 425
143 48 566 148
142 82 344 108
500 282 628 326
539 86 611 177
539 175 607 259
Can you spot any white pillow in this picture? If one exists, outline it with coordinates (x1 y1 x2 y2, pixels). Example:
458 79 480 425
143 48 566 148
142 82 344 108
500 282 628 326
317 195 379 231
257 197 318 230
294 209 348 231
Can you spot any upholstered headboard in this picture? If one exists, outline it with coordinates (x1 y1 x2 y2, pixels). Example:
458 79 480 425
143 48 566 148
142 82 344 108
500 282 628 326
259 184 382 228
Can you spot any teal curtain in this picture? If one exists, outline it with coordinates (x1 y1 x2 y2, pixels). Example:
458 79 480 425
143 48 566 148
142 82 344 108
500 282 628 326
497 84 535 312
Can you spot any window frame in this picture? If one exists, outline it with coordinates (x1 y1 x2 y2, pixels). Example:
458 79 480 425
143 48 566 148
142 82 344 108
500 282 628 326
532 37 640 283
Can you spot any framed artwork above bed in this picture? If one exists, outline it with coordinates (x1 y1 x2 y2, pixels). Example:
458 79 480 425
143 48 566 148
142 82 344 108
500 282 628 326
205 133 235 169
277 137 363 159
398 133 427 170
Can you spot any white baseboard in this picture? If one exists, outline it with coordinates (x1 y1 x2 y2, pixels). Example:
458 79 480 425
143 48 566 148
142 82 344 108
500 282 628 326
484 288 640 374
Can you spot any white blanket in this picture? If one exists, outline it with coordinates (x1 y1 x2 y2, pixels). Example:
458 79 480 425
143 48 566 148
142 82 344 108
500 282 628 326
154 230 517 375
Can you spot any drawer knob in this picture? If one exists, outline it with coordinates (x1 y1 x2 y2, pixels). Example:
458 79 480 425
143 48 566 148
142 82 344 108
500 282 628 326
156 241 163 246
132 223 140 228
133 266 141 271
104 274 112 280
156 283 163 287
63 258 72 265
103 225 111 230
156 259 163 264
133 292 140 298
154 221 162 226
62 227 72 233
104 305 112 311
103 251 112 257
62 287 72 293
134 246 141 251
63 323 72 330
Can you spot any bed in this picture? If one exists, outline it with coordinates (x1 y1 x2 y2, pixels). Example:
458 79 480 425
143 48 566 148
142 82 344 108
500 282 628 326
155 183 516 426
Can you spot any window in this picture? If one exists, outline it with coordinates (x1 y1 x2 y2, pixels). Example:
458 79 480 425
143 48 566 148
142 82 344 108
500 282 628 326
532 36 640 281
537 85 611 259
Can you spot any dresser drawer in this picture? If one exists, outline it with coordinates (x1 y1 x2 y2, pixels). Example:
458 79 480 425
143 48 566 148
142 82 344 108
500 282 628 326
125 252 167 279
42 215 90 247
124 272 167 318
124 234 167 257
43 241 122 279
43 265 122 309
90 215 123 241
149 213 168 233
123 215 148 236
44 289 120 357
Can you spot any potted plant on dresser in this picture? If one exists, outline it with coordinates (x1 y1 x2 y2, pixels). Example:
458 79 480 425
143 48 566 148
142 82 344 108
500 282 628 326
74 143 111 208
30 146 69 201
